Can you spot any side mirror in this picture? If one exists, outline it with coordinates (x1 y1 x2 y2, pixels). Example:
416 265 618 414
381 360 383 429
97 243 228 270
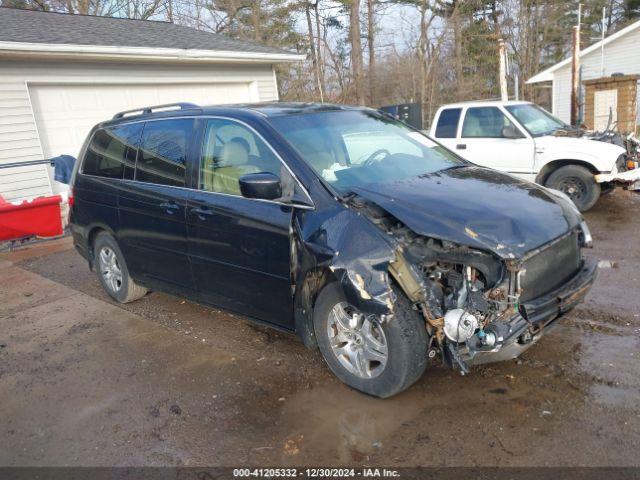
502 125 523 139
239 172 282 200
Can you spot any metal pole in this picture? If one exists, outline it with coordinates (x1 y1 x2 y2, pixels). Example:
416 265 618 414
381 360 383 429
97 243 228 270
571 26 580 126
570 6 582 126
514 72 519 101
499 38 508 102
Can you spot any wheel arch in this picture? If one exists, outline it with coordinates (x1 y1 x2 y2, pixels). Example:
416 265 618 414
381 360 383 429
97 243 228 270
86 224 116 270
535 159 599 185
293 267 339 349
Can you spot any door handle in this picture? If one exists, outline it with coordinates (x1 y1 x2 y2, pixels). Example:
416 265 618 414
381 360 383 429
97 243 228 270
160 201 180 214
190 206 214 220
456 144 467 150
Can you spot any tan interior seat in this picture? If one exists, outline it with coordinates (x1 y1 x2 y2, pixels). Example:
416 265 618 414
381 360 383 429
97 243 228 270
213 165 260 195
211 141 260 196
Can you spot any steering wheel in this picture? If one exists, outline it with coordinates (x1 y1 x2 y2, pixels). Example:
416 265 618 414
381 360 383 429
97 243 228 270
362 149 391 166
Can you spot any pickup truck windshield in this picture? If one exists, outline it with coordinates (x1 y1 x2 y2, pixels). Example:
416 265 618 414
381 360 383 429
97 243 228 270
268 110 465 195
505 104 565 137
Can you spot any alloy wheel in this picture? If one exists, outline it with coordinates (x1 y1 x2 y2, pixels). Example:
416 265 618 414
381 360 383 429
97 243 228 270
98 246 123 293
327 302 388 379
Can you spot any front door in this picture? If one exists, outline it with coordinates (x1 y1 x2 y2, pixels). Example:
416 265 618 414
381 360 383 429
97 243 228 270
187 118 294 327
456 106 535 175
118 118 196 291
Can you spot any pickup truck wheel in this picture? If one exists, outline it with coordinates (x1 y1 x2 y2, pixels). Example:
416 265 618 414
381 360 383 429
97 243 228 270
94 232 147 303
545 165 600 212
313 282 428 398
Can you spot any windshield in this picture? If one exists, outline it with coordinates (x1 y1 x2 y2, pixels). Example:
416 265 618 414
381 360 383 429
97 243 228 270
505 104 565 137
268 110 465 195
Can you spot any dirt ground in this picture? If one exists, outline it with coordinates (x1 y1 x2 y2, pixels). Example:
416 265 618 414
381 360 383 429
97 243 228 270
1 190 639 467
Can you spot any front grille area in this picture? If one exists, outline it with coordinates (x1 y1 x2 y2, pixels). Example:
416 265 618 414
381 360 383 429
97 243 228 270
520 232 581 302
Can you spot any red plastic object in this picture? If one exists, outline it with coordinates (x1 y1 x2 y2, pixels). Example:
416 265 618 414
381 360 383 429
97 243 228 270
0 195 63 241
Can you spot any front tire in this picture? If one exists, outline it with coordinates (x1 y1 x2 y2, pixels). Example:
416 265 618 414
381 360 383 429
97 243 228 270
313 283 428 398
545 165 600 212
93 232 147 303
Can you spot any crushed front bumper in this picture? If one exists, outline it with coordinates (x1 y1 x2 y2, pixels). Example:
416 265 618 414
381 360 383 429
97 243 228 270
460 257 598 366
595 169 640 190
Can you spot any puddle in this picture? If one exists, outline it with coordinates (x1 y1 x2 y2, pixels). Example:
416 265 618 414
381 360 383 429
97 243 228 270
272 382 434 463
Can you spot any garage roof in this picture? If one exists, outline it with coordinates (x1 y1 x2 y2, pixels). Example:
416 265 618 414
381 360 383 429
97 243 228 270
0 7 304 62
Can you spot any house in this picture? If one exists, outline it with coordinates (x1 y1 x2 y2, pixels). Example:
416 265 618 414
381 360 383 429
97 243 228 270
527 19 640 130
0 7 304 202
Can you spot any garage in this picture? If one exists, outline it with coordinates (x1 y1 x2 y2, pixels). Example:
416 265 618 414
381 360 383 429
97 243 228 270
0 7 303 202
30 82 253 161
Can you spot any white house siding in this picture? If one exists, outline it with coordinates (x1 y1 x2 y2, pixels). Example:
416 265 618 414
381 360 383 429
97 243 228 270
0 58 279 202
0 80 50 202
552 26 640 123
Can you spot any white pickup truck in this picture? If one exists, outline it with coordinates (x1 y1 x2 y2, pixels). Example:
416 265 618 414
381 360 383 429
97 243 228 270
430 100 640 211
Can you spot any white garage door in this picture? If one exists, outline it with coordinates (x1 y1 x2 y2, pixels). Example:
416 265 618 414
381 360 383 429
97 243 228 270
29 82 252 160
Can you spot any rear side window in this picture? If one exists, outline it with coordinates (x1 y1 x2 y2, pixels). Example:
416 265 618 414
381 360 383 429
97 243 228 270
435 108 462 138
136 119 193 187
82 124 142 179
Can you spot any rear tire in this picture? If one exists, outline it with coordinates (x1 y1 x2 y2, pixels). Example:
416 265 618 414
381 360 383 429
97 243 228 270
313 282 428 398
93 232 147 303
545 165 600 212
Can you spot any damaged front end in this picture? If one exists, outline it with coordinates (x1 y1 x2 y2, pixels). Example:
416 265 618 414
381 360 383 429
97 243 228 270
399 236 596 370
560 127 640 191
385 216 597 373
294 188 597 375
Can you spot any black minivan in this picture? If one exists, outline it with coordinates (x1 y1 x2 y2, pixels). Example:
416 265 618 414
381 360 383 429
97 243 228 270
70 102 597 398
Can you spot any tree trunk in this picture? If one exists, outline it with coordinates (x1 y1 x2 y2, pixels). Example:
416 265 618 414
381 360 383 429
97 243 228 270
349 0 365 105
167 0 173 23
252 2 261 42
367 0 376 105
453 12 463 99
314 1 326 96
418 2 428 127
305 1 322 99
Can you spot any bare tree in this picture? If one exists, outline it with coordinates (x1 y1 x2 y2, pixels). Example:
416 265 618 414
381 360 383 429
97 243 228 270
305 1 323 99
347 0 366 105
366 0 376 104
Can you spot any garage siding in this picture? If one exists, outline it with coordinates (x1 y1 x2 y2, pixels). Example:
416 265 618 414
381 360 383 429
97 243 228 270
0 81 50 201
0 59 279 202
551 25 640 124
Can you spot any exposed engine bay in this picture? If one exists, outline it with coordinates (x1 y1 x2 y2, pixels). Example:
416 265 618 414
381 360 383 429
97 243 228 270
344 194 591 374
555 121 640 164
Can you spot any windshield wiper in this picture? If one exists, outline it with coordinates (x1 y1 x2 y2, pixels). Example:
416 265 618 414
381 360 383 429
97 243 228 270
440 164 468 172
340 190 359 201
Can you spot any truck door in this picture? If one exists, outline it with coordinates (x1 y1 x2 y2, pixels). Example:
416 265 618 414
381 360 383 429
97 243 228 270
456 106 535 177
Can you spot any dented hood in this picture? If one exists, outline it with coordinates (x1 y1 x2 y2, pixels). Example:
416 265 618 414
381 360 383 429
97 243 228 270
350 166 581 259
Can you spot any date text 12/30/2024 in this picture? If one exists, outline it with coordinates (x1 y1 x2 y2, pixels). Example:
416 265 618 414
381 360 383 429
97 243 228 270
233 468 401 478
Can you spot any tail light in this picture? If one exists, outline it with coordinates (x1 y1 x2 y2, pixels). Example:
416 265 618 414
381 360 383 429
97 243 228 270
66 187 75 225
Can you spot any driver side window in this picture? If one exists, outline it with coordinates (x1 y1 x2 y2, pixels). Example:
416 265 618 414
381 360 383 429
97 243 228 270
200 119 292 198
462 107 519 138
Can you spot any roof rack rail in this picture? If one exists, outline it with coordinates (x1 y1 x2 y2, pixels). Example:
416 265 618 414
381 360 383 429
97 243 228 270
112 102 200 119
